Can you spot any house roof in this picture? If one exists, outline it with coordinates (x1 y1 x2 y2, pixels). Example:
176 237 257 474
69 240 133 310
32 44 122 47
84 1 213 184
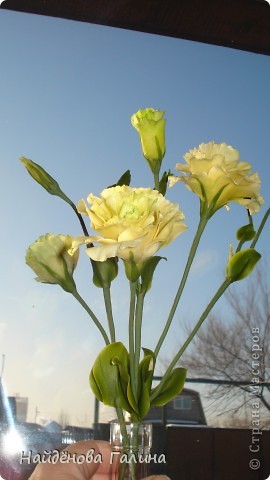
3 0 270 55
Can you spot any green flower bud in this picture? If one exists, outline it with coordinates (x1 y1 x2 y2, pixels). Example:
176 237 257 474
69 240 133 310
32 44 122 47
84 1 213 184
131 108 166 175
20 157 62 195
236 224 256 242
226 247 261 282
123 257 142 282
20 157 73 206
92 257 118 288
26 234 79 293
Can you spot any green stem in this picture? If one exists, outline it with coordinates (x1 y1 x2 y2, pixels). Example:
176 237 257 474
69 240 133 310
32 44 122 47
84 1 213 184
129 282 137 399
250 207 270 249
71 204 90 237
72 290 110 345
58 192 90 238
103 286 116 342
115 406 128 441
154 171 159 190
114 407 130 480
134 291 145 397
154 214 209 358
151 278 231 403
236 240 244 253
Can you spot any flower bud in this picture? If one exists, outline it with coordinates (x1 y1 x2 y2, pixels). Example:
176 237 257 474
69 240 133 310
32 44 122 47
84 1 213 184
20 157 64 196
131 108 166 175
236 224 256 242
123 257 142 282
26 234 79 293
92 257 118 288
226 247 261 282
20 157 74 210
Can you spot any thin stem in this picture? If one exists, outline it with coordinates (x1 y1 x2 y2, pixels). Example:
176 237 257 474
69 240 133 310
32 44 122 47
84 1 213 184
72 290 110 345
236 240 244 253
153 171 159 190
115 406 128 441
129 282 137 399
151 278 231 403
71 205 90 237
59 192 90 238
114 408 138 480
103 286 116 342
114 407 130 480
154 214 209 358
250 207 270 249
134 291 145 397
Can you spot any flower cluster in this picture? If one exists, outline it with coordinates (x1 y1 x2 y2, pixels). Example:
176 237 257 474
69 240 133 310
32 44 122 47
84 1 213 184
21 108 267 428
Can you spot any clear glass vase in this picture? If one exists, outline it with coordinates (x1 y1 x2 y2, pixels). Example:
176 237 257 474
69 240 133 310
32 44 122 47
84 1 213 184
110 421 152 480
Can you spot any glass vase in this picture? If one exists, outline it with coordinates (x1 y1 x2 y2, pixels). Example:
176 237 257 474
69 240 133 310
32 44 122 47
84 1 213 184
110 421 152 480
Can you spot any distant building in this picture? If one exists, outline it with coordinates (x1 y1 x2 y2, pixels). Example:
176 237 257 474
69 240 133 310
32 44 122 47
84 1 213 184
8 396 28 423
144 388 207 426
0 385 28 426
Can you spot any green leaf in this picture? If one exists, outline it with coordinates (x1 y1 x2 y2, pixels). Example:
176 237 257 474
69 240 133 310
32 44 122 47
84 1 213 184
107 170 131 188
137 349 156 419
89 369 103 402
141 347 155 358
89 342 132 412
226 248 261 282
138 381 151 419
236 224 256 242
151 367 187 406
127 379 139 415
117 170 131 186
158 170 170 196
140 256 165 295
140 349 155 390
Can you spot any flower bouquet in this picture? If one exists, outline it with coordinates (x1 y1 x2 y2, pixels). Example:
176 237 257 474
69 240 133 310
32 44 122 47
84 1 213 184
21 108 268 479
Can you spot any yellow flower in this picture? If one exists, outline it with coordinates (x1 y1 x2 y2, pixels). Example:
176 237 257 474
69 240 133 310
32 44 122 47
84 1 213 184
26 234 79 293
131 108 166 174
70 186 186 265
169 142 264 216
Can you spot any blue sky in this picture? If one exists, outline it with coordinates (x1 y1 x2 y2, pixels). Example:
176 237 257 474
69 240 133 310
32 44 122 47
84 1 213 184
0 9 269 426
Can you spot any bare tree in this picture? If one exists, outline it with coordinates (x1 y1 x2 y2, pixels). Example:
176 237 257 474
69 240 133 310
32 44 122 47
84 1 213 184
180 266 270 426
